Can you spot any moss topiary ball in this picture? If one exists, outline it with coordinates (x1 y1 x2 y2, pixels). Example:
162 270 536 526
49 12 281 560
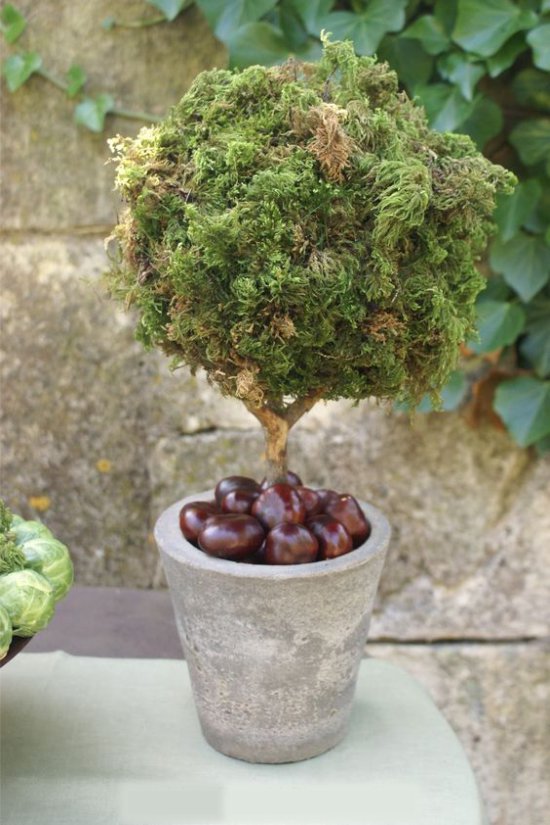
107 39 515 410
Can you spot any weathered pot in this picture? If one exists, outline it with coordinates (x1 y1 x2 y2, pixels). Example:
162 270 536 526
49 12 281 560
155 491 390 764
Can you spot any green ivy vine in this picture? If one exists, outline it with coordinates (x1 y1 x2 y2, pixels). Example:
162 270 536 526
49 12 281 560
0 2 166 130
2 0 549 452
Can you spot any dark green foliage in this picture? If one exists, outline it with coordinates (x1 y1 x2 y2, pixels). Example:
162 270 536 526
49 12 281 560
108 40 513 410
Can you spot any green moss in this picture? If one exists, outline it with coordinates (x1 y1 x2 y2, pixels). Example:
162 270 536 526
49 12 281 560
0 500 25 575
107 39 515 409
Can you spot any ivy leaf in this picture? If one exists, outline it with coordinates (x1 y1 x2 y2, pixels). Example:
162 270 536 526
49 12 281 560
437 51 485 100
486 32 527 77
493 179 543 242
525 184 550 233
520 320 550 378
195 0 227 30
534 433 550 455
378 35 434 94
146 0 190 22
426 370 469 411
0 4 26 43
279 0 309 49
433 0 458 36
294 37 323 61
74 93 115 133
527 23 550 71
401 15 450 56
197 0 278 38
525 294 550 327
226 22 289 68
480 274 512 302
459 95 503 148
521 296 550 377
470 299 526 353
66 64 86 98
452 0 538 58
415 82 475 132
490 232 550 302
509 118 550 168
438 370 469 411
320 0 408 56
513 68 550 113
494 377 550 446
2 51 42 92
288 0 332 36
396 370 468 413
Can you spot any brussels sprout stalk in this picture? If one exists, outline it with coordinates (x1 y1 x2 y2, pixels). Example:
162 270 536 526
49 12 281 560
0 501 26 575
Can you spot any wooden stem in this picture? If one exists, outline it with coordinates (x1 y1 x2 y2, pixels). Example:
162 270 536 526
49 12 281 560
263 410 290 482
244 390 324 483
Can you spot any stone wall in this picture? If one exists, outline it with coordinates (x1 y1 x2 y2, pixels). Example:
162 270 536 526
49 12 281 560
1 4 548 823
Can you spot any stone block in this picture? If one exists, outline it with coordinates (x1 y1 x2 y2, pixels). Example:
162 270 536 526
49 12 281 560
1 1 225 230
0 236 257 582
1 236 153 585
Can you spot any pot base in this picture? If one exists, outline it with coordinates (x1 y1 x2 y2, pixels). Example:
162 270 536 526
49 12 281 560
201 716 349 764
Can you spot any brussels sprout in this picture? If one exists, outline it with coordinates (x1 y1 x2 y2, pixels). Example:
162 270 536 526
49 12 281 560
0 569 55 637
11 519 53 546
21 538 74 602
0 604 13 660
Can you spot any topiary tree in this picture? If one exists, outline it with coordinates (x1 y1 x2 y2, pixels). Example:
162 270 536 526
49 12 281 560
106 38 515 481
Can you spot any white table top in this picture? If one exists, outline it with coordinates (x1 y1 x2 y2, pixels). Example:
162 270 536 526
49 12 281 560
1 652 485 825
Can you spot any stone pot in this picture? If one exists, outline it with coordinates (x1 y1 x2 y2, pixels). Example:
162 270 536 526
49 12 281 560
155 491 390 764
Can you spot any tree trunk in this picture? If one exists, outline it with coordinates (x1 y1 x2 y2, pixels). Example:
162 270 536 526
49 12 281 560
263 413 290 483
244 391 324 484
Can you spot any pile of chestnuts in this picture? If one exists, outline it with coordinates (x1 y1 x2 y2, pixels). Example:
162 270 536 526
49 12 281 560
179 473 371 565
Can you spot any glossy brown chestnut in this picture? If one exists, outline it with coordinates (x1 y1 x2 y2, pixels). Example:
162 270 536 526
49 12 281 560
295 486 323 518
307 514 353 560
198 514 265 561
260 470 302 489
325 495 371 548
316 489 341 512
179 501 218 543
264 523 318 565
251 483 306 530
214 476 261 506
241 542 267 564
221 488 259 514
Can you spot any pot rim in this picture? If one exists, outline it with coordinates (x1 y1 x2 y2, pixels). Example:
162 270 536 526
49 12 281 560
155 490 390 580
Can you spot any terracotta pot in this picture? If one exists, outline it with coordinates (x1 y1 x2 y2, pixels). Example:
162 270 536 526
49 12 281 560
155 491 390 763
